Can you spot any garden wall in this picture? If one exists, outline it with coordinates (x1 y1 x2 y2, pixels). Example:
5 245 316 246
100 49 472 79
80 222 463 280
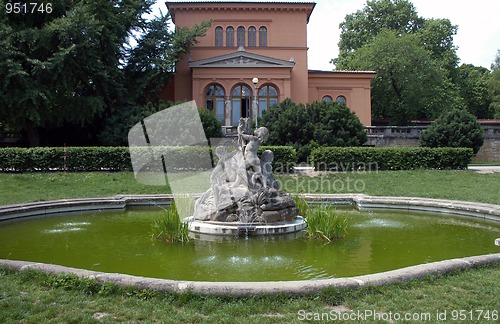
365 126 500 162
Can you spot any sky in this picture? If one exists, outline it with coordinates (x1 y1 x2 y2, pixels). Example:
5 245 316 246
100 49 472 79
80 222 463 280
153 0 500 70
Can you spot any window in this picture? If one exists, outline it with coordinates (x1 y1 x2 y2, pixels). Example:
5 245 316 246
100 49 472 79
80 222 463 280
231 84 251 126
259 26 267 47
206 84 225 122
226 27 234 47
237 26 245 47
248 26 256 47
215 27 223 47
336 95 347 104
322 96 333 102
258 84 279 116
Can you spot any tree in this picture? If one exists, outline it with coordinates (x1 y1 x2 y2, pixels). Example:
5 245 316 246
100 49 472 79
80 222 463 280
124 14 210 105
489 50 500 118
347 30 463 124
0 0 150 146
456 64 493 119
0 0 209 146
259 99 367 162
420 109 484 154
334 0 424 68
332 0 468 124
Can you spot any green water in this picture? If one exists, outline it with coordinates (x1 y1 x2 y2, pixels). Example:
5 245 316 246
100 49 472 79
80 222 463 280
0 207 499 282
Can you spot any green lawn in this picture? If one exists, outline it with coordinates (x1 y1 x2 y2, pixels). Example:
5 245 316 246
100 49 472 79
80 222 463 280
1 170 499 322
1 170 500 205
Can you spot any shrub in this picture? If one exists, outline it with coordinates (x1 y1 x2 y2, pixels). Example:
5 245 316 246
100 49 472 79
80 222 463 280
258 146 296 172
99 102 223 146
259 99 367 162
420 109 484 154
310 147 473 171
0 146 296 173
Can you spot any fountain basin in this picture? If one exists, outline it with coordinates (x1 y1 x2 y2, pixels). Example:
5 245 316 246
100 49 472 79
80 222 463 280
1 194 499 296
186 216 307 236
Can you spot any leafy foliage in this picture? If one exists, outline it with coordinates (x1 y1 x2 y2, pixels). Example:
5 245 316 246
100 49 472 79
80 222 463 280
99 102 223 146
311 147 473 171
198 108 224 141
0 146 297 173
259 99 367 162
456 64 494 118
420 109 484 154
0 0 209 146
334 0 424 67
489 50 500 118
346 30 463 124
332 0 499 124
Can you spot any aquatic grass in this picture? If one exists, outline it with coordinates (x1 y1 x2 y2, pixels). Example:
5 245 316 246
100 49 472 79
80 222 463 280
305 205 348 242
151 200 190 243
292 194 309 216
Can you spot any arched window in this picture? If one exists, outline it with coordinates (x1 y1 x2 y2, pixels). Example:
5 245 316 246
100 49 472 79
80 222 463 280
237 26 245 47
248 26 256 47
258 84 279 116
322 96 333 102
215 26 223 47
259 26 267 47
336 95 347 104
206 84 225 122
231 84 251 126
226 27 234 47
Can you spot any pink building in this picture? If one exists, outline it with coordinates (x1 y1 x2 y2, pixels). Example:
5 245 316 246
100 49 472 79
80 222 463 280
164 1 375 126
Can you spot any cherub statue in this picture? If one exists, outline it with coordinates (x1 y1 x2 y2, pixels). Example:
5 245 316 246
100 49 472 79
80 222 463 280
238 126 269 189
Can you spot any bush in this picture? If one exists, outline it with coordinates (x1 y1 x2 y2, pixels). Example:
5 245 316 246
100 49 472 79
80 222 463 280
310 147 473 171
420 109 484 154
259 99 367 162
0 146 296 173
99 102 223 146
259 146 296 172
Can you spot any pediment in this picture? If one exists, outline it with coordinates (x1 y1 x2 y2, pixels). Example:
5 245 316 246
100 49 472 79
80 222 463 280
189 50 295 68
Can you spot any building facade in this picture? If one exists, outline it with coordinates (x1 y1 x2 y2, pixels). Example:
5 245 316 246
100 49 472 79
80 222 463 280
164 1 375 126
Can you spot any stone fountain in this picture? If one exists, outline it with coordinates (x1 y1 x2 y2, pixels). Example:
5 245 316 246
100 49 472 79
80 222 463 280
186 117 306 236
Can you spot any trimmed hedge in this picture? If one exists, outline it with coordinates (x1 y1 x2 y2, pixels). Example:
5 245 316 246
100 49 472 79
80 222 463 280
310 147 474 171
0 146 296 173
259 146 297 172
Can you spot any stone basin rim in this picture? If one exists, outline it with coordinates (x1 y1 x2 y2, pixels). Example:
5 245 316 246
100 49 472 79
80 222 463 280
0 193 499 296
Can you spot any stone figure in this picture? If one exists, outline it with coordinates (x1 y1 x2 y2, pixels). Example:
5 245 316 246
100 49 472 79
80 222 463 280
193 117 298 223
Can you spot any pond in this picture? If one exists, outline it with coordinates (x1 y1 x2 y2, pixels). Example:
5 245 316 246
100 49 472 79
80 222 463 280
0 207 498 282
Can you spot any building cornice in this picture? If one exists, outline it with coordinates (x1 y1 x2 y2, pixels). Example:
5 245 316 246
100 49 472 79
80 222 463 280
166 1 316 23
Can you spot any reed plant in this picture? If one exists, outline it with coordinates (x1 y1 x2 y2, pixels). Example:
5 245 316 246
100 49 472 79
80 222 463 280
305 205 348 242
151 198 191 244
292 194 309 216
292 195 348 242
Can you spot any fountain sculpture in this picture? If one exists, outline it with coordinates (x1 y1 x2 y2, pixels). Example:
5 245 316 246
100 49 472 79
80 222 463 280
188 117 306 236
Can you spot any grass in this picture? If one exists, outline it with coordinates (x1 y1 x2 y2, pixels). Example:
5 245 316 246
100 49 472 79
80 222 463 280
1 170 500 322
1 264 499 323
2 169 500 205
276 169 500 205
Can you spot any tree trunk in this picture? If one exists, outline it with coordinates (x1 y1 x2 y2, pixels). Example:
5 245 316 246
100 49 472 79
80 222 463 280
22 119 40 147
